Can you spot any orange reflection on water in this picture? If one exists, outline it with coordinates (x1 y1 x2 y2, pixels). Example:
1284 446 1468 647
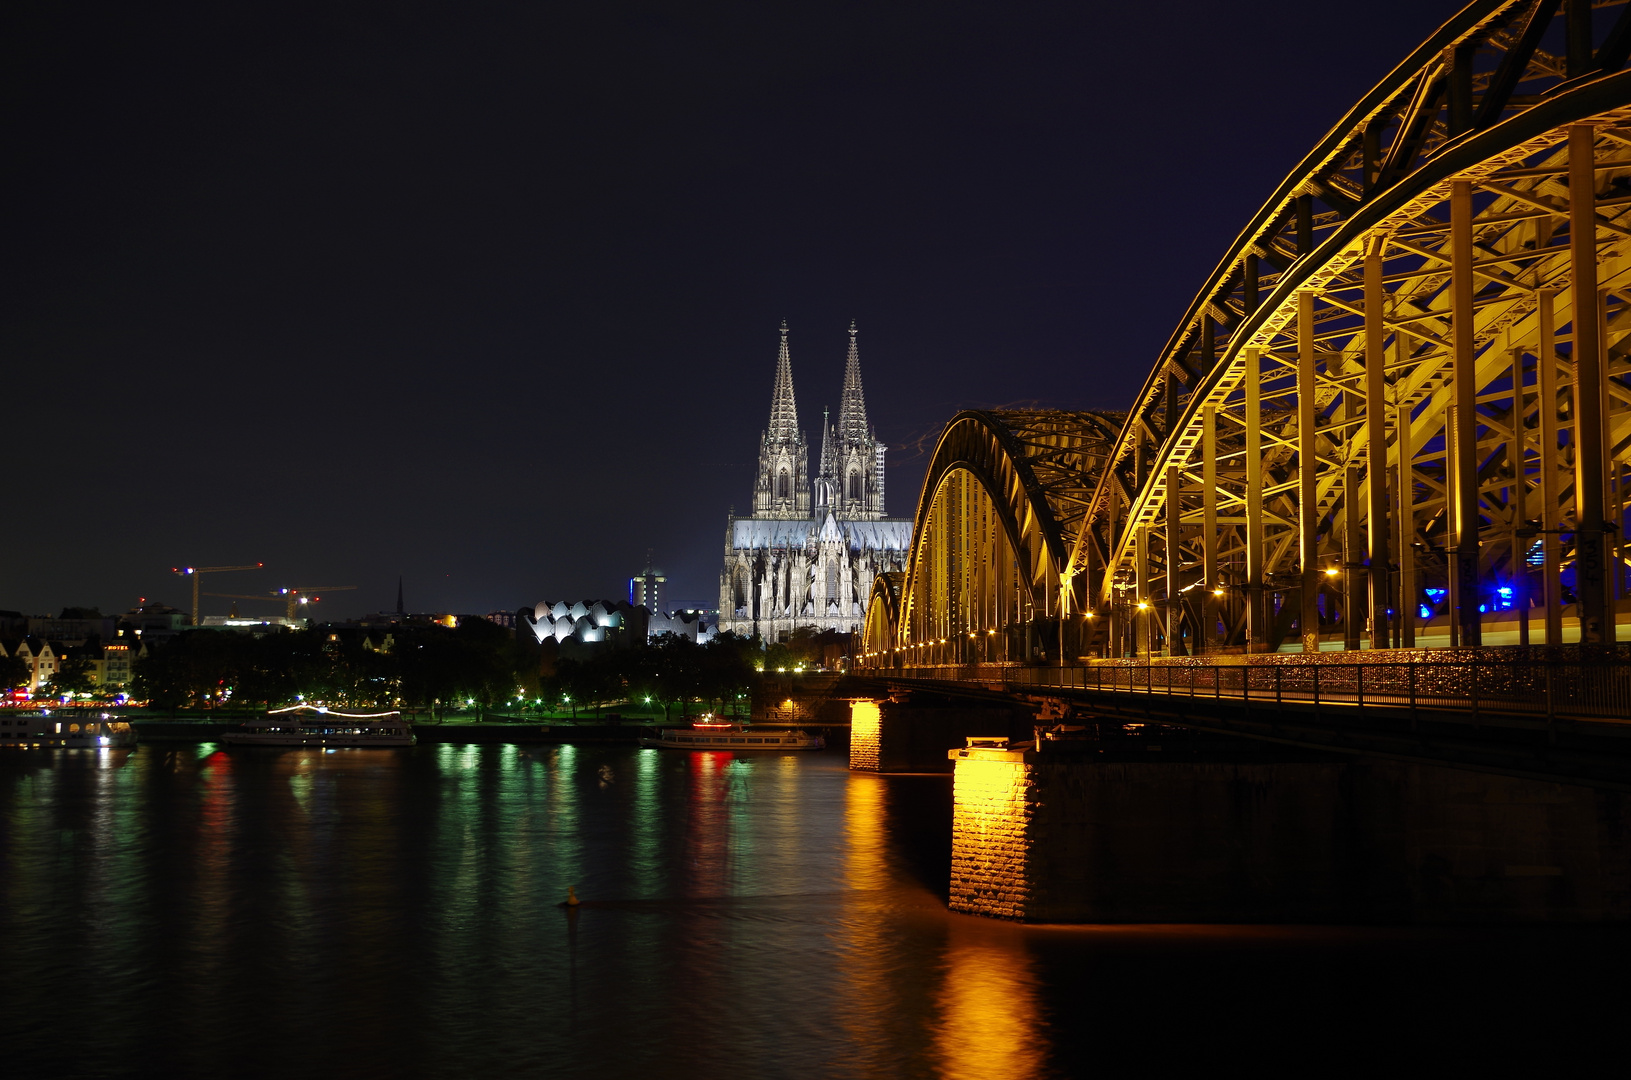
931 919 1049 1080
833 771 909 1074
682 750 733 897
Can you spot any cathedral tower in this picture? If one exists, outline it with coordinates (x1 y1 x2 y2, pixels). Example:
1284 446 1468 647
833 321 885 519
722 320 911 641
752 322 810 518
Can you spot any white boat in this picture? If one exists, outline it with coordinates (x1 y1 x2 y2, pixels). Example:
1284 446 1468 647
0 712 139 748
222 707 415 747
639 716 824 751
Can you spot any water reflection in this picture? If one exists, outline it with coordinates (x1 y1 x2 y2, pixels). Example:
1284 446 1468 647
932 920 1049 1080
3 744 1627 1078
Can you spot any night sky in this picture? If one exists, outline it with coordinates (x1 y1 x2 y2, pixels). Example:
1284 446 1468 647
4 0 1449 620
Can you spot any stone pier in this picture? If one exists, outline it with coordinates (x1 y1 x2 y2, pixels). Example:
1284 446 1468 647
849 696 1033 772
949 743 1631 923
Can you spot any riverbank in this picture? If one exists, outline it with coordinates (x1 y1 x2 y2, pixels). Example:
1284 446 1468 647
129 717 849 745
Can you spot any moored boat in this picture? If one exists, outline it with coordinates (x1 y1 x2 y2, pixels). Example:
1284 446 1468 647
0 712 138 749
638 715 823 751
222 706 415 747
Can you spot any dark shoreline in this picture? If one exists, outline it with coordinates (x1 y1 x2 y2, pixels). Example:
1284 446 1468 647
129 719 850 745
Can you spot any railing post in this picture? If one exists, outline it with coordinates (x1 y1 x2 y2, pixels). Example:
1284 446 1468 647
1471 660 1480 728
1314 664 1321 725
1409 661 1417 733
1545 661 1555 741
1276 666 1283 706
1357 663 1363 707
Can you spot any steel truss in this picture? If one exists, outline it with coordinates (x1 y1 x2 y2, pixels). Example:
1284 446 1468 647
862 0 1631 666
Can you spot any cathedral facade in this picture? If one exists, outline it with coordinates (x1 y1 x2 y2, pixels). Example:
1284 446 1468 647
719 322 913 642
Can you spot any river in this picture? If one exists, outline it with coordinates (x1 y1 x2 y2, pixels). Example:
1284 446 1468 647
2 742 1627 1077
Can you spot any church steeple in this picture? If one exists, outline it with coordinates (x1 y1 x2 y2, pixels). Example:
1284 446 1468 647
838 319 869 444
767 320 800 443
832 320 885 519
751 321 811 518
818 406 834 480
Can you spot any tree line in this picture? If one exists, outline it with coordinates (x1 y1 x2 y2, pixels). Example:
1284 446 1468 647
127 621 782 718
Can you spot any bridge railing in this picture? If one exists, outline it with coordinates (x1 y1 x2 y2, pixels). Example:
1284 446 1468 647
886 659 1631 726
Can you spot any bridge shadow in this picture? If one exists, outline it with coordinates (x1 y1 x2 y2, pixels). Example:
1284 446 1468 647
875 772 954 903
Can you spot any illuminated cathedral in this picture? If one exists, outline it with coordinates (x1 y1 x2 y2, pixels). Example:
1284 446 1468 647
719 322 913 641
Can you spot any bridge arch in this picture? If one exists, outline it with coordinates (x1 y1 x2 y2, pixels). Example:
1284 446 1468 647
861 571 903 665
1070 0 1631 657
890 410 1119 665
864 2 1631 669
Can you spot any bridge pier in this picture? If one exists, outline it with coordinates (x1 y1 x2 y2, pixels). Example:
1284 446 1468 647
949 738 1631 923
849 695 1033 773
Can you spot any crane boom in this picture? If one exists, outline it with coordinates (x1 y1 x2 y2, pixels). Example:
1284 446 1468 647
173 563 265 626
275 585 358 620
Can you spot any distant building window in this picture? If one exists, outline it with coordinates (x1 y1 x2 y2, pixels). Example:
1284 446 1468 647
778 469 790 499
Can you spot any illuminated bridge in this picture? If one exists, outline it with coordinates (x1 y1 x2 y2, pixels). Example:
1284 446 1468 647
854 1 1631 794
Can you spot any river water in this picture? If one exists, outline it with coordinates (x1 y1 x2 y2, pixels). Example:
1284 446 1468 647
2 743 1628 1078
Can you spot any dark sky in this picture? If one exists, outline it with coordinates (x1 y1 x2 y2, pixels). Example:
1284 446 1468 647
3 0 1450 620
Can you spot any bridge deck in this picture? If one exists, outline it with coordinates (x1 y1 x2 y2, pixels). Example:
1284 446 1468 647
868 656 1631 790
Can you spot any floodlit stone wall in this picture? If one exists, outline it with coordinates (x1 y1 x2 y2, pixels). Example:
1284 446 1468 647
848 700 1033 773
948 753 1032 919
849 700 881 771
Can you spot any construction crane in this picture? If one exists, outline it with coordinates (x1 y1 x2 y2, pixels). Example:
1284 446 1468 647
173 563 264 626
202 585 358 622
273 586 357 621
203 593 357 626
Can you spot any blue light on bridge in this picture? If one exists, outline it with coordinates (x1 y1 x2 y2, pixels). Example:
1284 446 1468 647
1421 588 1446 619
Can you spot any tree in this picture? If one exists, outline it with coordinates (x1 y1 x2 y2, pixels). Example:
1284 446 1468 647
699 632 757 716
52 657 98 696
764 626 821 672
0 653 30 693
640 634 704 720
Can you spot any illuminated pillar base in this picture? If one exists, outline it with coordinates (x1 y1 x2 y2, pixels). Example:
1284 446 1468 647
848 698 1032 773
947 747 1631 923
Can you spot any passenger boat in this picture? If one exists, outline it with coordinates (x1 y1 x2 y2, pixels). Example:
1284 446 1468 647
0 712 139 749
639 715 824 751
222 706 415 747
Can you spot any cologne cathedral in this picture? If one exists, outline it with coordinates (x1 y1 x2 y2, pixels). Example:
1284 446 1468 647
718 322 913 641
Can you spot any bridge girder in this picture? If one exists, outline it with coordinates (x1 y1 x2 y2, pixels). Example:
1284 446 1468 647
868 0 1631 665
865 410 1119 667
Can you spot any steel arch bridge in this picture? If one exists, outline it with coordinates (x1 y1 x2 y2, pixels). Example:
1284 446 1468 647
862 0 1631 669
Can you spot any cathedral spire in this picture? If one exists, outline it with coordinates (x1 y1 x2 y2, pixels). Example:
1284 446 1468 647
751 321 811 518
838 319 869 444
818 406 834 479
767 320 800 442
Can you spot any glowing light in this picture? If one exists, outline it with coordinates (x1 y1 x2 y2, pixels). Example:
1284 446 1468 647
269 705 402 719
1324 568 1340 577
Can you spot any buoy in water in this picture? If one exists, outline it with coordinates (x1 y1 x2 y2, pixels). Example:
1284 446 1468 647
560 885 581 908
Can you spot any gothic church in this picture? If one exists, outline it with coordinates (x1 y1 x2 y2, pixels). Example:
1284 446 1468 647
719 322 913 641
